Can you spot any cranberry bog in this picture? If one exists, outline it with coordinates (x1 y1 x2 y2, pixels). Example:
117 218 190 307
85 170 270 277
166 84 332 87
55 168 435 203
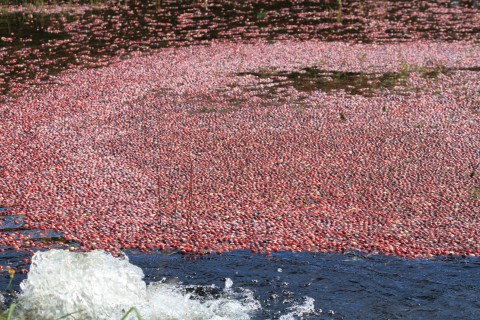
1 0 480 318
1 40 479 259
1 0 480 260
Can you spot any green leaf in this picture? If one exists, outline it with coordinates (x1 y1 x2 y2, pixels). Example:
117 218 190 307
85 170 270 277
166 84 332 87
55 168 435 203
56 310 81 320
6 303 16 320
120 306 144 320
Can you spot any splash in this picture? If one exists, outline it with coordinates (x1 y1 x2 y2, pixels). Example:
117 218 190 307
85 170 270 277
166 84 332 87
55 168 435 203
12 250 259 320
279 297 317 320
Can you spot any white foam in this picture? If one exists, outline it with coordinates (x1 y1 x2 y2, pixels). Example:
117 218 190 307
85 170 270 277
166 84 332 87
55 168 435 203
13 250 259 320
278 297 316 320
224 278 233 290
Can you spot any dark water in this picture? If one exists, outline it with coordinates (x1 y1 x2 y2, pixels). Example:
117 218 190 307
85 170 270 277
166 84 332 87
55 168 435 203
133 251 480 319
1 0 479 95
2 248 480 319
237 65 480 98
128 251 480 319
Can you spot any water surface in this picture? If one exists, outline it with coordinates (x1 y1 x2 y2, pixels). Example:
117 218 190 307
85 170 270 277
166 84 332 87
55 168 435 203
2 248 480 319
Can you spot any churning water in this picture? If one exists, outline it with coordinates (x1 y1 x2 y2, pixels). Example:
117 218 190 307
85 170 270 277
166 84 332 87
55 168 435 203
3 250 311 320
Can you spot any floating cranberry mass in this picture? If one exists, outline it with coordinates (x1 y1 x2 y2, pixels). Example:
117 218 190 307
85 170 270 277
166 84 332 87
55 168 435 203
0 40 479 258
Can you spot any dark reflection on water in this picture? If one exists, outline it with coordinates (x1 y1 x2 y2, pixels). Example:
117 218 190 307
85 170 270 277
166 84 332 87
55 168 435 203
1 0 479 95
237 64 480 97
237 67 408 97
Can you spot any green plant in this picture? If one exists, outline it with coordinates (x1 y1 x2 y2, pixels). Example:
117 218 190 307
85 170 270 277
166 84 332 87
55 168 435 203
5 269 14 291
468 188 480 200
256 9 267 20
56 311 81 320
419 64 447 79
0 303 16 320
0 305 144 320
120 306 144 320
336 0 342 23
256 67 274 78
358 0 364 12
414 120 426 128
399 61 410 78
